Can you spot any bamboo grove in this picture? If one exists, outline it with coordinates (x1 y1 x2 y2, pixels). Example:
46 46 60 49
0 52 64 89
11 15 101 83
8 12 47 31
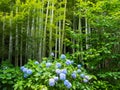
0 0 120 70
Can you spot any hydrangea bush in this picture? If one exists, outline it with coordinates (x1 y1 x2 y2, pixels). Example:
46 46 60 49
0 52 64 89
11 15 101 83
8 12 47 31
14 54 95 90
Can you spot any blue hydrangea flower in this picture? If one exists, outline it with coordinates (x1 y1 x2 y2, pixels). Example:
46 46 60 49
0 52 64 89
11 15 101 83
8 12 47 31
34 61 39 64
54 76 59 81
64 80 72 89
80 73 85 78
83 78 88 83
65 60 72 65
60 54 66 60
56 69 61 74
71 60 74 64
24 73 29 78
64 80 69 86
71 73 76 79
20 66 25 71
22 67 28 73
77 69 81 73
56 63 61 68
84 75 90 80
26 69 32 75
61 69 67 74
46 62 52 67
77 64 82 68
60 73 66 81
50 52 54 56
49 78 55 86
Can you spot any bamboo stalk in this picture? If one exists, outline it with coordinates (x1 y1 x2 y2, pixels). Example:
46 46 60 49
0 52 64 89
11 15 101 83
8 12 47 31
49 1 54 55
38 0 44 62
8 11 13 62
85 17 88 49
58 17 61 55
61 0 67 54
15 7 19 66
43 0 50 57
31 9 35 59
78 16 83 61
25 8 30 61
55 22 58 59
2 14 5 61
20 24 23 66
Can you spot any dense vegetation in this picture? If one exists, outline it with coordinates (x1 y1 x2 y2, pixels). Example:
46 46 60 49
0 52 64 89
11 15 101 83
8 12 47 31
0 0 120 89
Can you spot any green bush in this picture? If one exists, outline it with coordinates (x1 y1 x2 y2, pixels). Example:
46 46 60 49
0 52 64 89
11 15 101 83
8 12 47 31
14 54 95 90
0 61 21 90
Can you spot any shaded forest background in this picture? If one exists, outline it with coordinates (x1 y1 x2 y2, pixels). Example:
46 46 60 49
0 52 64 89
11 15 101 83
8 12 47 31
0 0 120 89
0 0 120 78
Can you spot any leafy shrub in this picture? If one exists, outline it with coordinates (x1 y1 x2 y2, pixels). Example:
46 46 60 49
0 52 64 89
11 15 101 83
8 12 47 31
14 54 95 90
0 61 21 90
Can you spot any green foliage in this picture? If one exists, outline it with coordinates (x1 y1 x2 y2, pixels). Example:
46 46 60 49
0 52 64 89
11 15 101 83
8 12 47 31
0 61 21 90
14 56 95 90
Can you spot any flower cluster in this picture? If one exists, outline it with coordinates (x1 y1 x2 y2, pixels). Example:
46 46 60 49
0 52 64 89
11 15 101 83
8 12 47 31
71 72 76 79
46 62 52 68
20 66 33 78
60 54 66 60
47 54 91 89
56 63 61 68
65 60 72 65
34 61 39 65
64 80 72 89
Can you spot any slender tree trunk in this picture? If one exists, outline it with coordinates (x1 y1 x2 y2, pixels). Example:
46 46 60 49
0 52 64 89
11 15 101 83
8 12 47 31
78 16 83 61
61 0 67 54
85 18 88 49
38 1 44 62
20 24 23 66
25 8 30 61
49 1 54 55
31 9 35 59
43 0 49 57
15 7 19 66
72 16 76 53
2 15 5 61
8 11 13 62
55 22 58 59
58 18 61 55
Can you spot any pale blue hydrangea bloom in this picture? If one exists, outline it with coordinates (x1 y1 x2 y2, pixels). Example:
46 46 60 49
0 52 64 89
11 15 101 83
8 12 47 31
26 69 32 75
56 63 61 68
77 69 81 73
20 66 32 78
83 78 88 83
55 69 61 74
24 73 29 78
84 75 90 80
60 73 66 81
65 60 72 65
71 73 76 79
64 80 72 89
34 61 39 64
60 54 66 60
50 52 54 57
61 69 67 74
80 73 85 78
54 76 59 81
22 67 28 73
49 78 55 86
71 60 74 64
77 64 82 68
20 66 25 71
46 62 52 67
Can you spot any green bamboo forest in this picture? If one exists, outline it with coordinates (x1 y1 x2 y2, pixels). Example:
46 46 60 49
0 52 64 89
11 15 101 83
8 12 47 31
0 0 120 89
